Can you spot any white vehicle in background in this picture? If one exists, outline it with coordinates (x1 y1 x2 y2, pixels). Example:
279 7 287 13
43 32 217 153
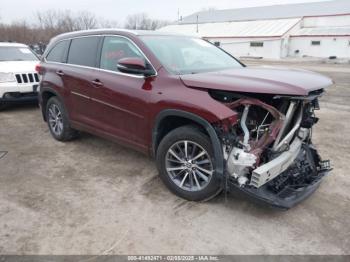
0 42 40 110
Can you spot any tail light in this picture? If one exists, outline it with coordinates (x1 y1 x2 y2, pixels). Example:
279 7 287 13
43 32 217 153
35 64 42 74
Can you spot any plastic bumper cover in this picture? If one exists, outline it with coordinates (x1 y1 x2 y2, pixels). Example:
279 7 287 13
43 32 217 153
0 92 38 103
229 171 328 209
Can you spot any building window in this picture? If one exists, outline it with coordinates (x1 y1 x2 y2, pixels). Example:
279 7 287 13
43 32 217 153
311 41 321 46
250 41 264 47
214 41 221 47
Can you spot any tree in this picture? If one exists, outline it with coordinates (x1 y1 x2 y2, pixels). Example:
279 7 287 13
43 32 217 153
98 18 120 28
36 10 98 32
0 10 170 46
75 11 98 30
125 13 170 30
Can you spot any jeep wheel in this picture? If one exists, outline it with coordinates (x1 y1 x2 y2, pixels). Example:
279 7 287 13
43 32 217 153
0 103 7 111
46 97 78 141
156 126 222 201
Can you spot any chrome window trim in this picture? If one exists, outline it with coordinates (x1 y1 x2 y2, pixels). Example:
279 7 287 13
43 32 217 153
44 61 147 79
44 34 158 79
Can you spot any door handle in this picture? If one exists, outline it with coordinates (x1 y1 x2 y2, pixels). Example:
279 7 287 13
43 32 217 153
91 79 103 87
56 70 64 77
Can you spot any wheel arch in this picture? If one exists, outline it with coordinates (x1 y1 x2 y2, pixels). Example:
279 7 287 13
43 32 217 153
152 109 224 178
40 87 63 121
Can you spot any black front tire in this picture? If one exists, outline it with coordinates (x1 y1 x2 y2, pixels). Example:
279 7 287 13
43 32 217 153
156 125 222 201
46 96 78 141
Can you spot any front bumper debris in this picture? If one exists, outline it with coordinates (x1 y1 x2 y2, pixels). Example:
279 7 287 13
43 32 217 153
250 136 303 188
227 143 331 209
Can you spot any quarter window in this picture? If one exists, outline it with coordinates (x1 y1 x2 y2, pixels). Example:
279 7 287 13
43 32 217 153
100 36 144 72
67 36 100 67
46 40 70 63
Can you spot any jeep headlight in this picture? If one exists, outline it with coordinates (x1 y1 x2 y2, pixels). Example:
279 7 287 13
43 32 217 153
0 73 16 83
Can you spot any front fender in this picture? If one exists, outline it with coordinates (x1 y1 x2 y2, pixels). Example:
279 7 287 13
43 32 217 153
153 109 225 179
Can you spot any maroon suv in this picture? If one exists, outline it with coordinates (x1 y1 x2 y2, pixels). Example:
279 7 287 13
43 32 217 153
37 29 332 209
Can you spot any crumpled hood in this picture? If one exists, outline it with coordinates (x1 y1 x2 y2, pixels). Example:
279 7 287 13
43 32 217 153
0 61 38 73
180 66 333 96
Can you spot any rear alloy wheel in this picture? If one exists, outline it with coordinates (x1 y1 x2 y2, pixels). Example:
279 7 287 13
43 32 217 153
48 103 64 137
157 126 222 201
46 97 78 141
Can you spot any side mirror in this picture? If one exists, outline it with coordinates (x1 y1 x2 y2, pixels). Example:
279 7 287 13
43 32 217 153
117 57 155 77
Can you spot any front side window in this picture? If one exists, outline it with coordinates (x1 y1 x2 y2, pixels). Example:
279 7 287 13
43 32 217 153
141 36 242 75
46 40 70 63
67 36 100 67
100 36 144 72
0 46 38 62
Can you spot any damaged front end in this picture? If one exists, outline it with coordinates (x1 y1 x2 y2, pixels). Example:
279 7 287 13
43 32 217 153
212 90 331 209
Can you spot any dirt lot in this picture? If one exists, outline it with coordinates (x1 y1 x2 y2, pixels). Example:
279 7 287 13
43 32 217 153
0 60 349 255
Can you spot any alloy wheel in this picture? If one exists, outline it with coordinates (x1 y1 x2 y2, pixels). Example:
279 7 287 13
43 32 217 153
165 140 214 192
48 104 63 136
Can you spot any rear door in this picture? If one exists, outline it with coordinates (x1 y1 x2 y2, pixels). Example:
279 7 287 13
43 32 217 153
43 39 70 110
63 36 102 126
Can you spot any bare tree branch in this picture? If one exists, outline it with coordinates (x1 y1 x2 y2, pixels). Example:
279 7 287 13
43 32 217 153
125 13 170 30
0 10 170 48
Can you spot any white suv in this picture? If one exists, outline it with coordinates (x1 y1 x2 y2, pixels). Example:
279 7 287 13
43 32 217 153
0 42 40 109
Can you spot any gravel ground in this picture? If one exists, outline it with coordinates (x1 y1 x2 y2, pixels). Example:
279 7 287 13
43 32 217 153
0 60 349 255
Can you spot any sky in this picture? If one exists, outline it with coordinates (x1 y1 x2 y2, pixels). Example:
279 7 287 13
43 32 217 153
0 0 331 24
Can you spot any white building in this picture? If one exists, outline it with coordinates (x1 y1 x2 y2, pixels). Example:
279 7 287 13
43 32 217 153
159 0 350 59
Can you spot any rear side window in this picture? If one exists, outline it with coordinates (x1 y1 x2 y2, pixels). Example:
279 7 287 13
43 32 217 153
46 40 69 63
67 37 100 67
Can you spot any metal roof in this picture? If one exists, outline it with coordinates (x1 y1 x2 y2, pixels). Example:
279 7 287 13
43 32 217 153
179 0 350 24
49 28 190 44
159 18 301 38
292 26 350 36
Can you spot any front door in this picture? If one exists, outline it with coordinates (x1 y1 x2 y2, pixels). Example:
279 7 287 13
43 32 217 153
88 36 155 148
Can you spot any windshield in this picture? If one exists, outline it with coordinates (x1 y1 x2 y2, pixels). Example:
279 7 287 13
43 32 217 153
141 36 243 75
0 47 38 62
